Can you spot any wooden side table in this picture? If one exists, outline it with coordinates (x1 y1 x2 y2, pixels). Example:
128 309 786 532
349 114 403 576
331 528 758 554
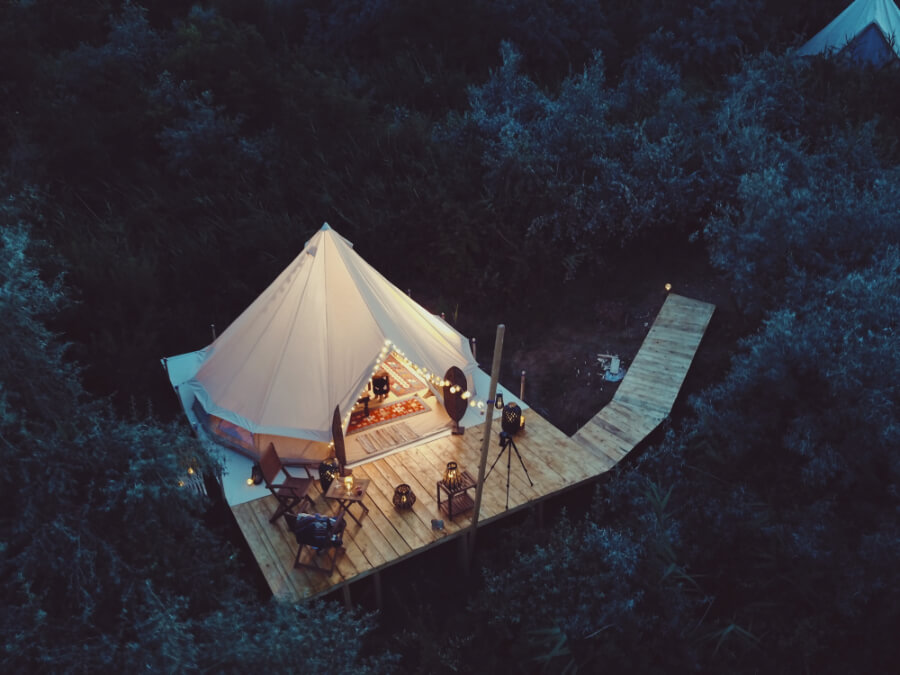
436 470 477 519
324 478 370 526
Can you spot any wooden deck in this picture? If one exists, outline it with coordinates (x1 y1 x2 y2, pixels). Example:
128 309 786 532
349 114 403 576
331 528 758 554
230 293 715 603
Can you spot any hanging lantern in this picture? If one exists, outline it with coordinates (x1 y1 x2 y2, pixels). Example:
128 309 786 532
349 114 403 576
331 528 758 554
494 392 505 410
442 461 462 491
318 457 340 492
501 403 522 435
392 484 417 510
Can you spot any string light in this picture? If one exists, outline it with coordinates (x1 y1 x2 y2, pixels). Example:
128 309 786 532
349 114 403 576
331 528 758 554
379 340 500 414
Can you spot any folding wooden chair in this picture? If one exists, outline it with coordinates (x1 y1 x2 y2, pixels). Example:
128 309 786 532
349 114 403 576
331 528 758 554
260 443 314 523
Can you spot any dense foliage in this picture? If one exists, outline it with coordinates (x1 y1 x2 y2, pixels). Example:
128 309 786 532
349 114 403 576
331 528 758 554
2 0 898 672
0 217 392 671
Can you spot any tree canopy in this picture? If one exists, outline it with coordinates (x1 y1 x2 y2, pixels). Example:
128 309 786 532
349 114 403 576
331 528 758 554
2 1 898 672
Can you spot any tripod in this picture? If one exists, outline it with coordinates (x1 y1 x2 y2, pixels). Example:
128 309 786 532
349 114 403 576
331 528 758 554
485 431 534 510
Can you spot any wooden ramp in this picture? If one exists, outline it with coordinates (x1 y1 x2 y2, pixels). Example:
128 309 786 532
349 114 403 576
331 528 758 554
230 292 715 603
572 293 715 463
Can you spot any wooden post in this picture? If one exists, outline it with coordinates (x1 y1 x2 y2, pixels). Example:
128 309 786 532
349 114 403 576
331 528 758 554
471 337 477 360
467 324 505 570
457 532 469 573
342 584 353 611
373 571 383 610
211 323 217 340
520 369 526 400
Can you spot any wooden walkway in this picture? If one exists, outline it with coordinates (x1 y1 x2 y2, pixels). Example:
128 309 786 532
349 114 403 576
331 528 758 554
572 293 715 463
230 293 715 603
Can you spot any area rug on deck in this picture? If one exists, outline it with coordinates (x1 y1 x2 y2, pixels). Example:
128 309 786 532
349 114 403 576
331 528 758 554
382 352 427 396
348 394 429 433
355 421 419 455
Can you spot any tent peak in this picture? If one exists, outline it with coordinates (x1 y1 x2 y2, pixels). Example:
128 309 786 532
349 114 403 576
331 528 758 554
307 222 354 250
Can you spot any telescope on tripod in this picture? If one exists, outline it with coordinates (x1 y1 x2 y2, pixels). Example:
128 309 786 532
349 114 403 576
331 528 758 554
484 400 534 510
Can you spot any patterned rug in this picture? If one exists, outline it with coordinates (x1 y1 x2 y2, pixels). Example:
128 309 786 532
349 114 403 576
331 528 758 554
382 352 427 396
348 394 429 433
355 421 419 455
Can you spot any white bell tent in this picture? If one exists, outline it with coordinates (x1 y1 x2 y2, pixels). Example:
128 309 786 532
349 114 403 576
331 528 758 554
164 223 480 466
797 0 900 67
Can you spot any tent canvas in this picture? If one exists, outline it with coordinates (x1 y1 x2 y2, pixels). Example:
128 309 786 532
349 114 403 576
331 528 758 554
797 0 900 66
164 223 479 466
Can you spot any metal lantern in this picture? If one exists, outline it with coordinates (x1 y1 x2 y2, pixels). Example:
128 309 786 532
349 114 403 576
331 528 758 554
392 484 417 510
494 392 505 409
501 403 522 435
318 457 340 492
442 461 462 491
372 370 390 398
250 462 264 485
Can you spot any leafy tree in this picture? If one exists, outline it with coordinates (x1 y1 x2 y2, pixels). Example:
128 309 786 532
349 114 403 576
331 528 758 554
455 42 705 281
0 217 393 673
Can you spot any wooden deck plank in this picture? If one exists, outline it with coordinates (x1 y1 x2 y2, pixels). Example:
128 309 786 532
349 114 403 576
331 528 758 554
229 293 715 603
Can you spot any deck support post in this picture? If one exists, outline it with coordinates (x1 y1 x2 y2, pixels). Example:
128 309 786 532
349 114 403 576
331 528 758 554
342 584 352 611
457 533 469 573
373 571 383 610
467 324 505 572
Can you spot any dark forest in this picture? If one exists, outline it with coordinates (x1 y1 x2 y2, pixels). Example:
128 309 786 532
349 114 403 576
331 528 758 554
2 0 898 672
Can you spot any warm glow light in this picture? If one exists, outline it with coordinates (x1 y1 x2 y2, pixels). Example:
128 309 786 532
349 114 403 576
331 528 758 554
343 475 354 491
664 283 672 292
246 478 254 486
187 467 194 475
177 480 185 487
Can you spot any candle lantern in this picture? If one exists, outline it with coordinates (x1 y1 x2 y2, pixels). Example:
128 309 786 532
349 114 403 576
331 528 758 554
442 461 462 491
501 403 523 435
494 392 505 410
318 458 340 492
249 462 264 486
392 484 417 510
